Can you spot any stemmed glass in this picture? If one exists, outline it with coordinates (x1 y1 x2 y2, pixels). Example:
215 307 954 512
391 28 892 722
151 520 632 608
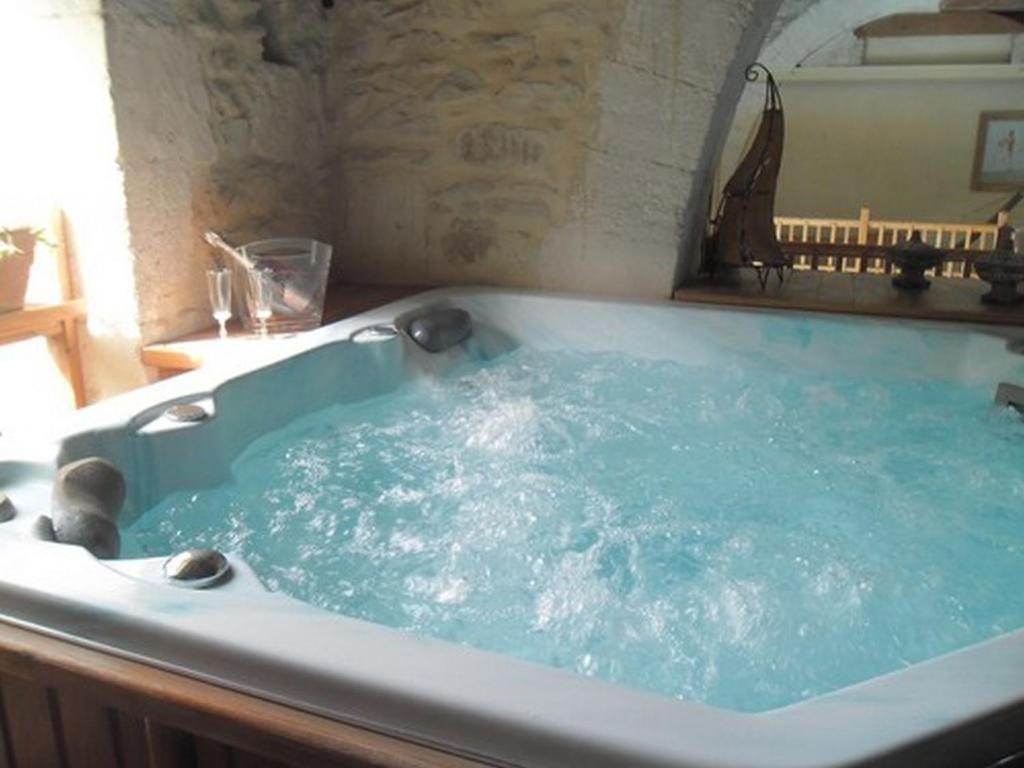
247 267 274 338
206 268 232 340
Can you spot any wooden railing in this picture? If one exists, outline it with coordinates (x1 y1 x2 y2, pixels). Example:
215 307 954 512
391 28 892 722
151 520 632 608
775 208 1010 278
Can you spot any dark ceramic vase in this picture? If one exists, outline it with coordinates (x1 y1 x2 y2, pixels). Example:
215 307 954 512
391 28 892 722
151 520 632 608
974 250 1024 305
887 232 945 291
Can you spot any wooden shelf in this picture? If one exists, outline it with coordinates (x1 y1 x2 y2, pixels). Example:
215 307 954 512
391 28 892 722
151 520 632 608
675 270 1024 326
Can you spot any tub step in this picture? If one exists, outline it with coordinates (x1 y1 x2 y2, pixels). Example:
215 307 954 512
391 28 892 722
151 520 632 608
995 382 1024 414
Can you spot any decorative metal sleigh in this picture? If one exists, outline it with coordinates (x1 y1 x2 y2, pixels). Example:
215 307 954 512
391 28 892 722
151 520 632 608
704 63 792 290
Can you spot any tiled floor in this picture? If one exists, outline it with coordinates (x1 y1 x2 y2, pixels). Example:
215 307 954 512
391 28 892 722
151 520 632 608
674 270 1024 326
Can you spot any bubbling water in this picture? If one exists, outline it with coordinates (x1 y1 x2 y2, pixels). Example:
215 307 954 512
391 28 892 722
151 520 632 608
125 347 1024 712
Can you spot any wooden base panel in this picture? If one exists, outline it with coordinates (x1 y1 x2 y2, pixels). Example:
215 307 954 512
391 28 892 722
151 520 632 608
0 620 489 768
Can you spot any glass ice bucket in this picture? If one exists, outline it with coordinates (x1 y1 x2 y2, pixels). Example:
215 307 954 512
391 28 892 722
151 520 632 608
235 238 332 333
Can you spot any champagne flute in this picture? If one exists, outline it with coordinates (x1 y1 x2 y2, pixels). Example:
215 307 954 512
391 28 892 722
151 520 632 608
206 268 232 339
247 267 274 338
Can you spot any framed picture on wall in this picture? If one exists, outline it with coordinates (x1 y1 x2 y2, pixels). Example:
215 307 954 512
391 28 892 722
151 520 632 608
971 111 1024 191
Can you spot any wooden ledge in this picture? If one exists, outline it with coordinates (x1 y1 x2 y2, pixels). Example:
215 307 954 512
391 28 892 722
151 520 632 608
675 271 1024 326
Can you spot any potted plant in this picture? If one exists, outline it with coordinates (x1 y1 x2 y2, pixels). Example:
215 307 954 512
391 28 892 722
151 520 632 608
0 227 39 313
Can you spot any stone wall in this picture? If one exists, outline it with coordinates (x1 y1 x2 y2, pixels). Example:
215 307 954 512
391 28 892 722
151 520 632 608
105 0 333 346
110 0 782 338
109 0 783 327
3 0 783 409
327 0 781 296
326 0 623 288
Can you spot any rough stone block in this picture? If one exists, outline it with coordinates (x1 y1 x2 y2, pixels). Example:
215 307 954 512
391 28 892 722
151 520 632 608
338 172 429 283
613 0 685 82
436 179 496 203
456 124 547 167
482 197 551 221
430 68 485 101
536 219 678 298
497 79 584 110
594 61 713 172
441 218 498 265
585 147 692 243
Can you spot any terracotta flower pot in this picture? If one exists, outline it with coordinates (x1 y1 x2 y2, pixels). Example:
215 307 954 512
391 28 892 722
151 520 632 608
0 228 36 314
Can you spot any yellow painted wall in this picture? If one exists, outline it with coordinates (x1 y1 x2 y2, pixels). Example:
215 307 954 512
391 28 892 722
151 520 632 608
724 65 1022 227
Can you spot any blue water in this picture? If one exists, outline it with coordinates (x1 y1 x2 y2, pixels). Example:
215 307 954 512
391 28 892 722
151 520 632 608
125 345 1024 712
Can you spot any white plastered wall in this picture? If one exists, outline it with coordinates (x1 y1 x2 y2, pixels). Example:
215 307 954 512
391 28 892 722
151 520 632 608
103 0 332 347
712 0 1023 232
771 66 1022 226
717 0 944 216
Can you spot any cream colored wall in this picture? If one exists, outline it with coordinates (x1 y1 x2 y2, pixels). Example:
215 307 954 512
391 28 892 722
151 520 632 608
720 1 1021 231
769 67 1022 226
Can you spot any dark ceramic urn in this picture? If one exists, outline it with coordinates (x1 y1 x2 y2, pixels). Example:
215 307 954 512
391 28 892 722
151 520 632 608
887 232 945 291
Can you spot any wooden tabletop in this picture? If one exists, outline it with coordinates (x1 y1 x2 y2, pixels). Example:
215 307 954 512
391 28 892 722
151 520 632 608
142 284 424 375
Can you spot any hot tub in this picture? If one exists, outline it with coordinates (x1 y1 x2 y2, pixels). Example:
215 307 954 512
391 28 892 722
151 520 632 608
2 288 1024 767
